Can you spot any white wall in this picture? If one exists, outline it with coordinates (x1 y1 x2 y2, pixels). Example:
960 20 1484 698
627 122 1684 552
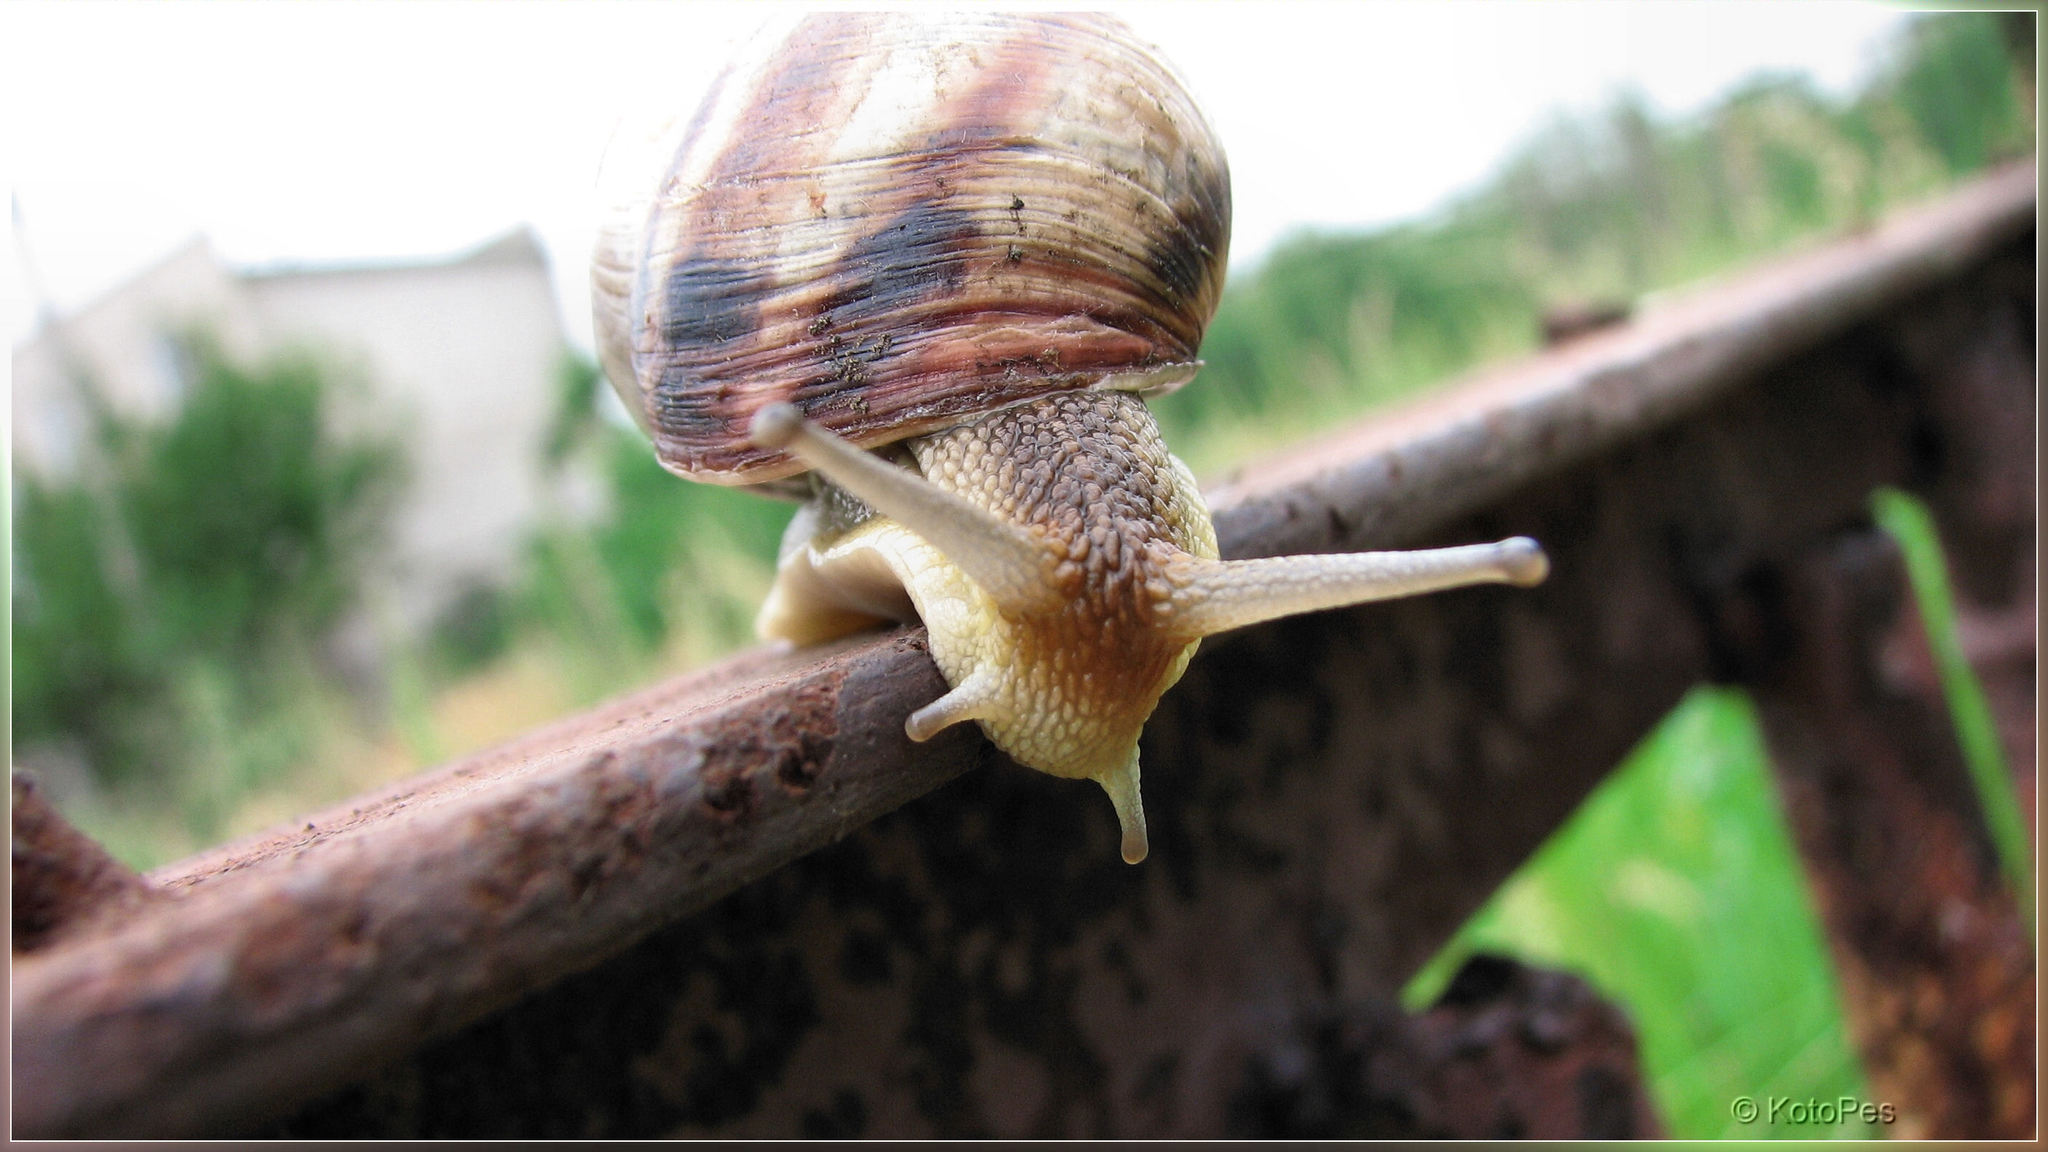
12 228 575 635
240 229 569 629
12 238 266 476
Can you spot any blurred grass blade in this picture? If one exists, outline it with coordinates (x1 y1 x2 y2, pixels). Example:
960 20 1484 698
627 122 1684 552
1870 487 2034 938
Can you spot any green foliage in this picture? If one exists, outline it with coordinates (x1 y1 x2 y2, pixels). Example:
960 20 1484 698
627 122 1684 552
426 580 515 677
1887 12 2032 175
498 352 789 699
1168 217 1538 443
11 478 160 768
1156 12 2032 478
118 339 397 660
12 334 403 800
1404 689 1872 1138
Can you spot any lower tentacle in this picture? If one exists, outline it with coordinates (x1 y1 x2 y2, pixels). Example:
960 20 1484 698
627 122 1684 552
1097 753 1148 864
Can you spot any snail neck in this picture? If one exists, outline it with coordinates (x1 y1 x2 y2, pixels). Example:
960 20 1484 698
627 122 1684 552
910 390 1222 597
895 387 1220 757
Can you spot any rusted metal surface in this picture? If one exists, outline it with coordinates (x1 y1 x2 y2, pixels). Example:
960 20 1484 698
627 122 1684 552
1224 955 1663 1139
13 634 984 1138
1539 300 1633 347
11 772 159 954
1888 246 2040 849
11 163 2035 1139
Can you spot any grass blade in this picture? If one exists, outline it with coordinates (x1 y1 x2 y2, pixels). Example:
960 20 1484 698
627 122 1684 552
1870 486 2034 938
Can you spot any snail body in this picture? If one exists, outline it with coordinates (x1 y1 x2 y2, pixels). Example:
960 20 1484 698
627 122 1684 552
594 13 1547 864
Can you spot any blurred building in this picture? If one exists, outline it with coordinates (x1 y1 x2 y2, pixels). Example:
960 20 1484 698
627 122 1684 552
11 227 577 635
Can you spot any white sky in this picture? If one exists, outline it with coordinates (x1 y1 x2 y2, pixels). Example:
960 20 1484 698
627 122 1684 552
7 1 1919 356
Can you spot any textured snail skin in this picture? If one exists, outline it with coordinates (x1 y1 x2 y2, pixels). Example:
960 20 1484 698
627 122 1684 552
596 13 1549 864
757 390 1217 864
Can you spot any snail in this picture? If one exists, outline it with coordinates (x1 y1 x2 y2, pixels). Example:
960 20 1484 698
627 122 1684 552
592 12 1548 864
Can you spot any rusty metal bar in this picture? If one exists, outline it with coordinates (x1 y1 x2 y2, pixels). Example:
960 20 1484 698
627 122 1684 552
11 163 2035 1139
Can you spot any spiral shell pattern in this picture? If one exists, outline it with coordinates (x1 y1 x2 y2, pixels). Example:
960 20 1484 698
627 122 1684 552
592 12 1231 485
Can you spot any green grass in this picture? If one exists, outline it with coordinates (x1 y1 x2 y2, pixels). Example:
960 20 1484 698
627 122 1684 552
1871 487 2034 935
1403 687 1873 1138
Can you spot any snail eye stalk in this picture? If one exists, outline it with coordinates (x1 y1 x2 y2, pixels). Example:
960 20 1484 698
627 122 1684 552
750 404 1061 617
1165 538 1549 641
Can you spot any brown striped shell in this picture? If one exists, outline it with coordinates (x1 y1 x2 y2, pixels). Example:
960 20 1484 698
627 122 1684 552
591 11 1231 486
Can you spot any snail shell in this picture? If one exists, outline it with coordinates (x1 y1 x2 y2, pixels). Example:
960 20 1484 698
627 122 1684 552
592 11 1229 485
594 13 1548 865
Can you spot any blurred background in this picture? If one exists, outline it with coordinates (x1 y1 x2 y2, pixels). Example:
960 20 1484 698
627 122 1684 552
9 1 2034 1138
